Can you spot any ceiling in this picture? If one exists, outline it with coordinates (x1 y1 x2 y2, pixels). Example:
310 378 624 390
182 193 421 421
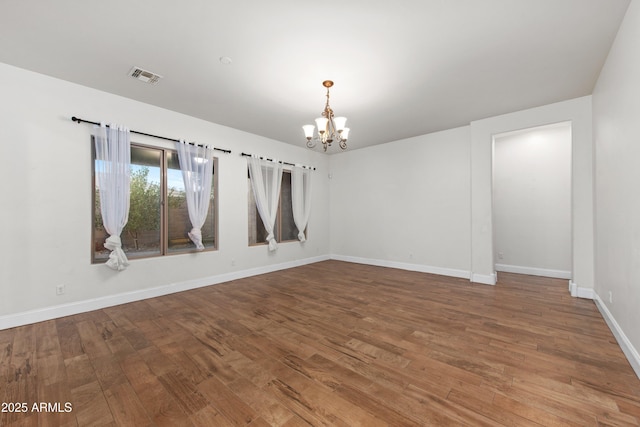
0 0 630 152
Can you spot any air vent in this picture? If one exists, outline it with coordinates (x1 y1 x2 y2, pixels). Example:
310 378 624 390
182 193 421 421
128 66 162 85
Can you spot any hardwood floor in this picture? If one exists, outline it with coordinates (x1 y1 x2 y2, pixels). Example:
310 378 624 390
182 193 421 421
1 260 640 426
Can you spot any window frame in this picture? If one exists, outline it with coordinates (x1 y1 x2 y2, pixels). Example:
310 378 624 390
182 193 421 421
91 141 218 263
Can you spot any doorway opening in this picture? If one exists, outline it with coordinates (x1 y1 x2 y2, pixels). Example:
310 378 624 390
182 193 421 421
492 122 572 280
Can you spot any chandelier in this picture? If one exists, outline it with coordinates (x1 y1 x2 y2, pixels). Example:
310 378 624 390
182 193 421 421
303 80 350 152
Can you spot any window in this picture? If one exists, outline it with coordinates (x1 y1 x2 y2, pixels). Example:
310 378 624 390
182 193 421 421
93 143 217 262
248 170 303 245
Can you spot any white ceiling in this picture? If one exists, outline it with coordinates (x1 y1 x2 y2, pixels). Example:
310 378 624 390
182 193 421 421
0 0 630 151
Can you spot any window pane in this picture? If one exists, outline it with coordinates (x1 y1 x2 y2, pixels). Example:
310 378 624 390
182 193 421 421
248 174 277 245
94 144 218 263
167 152 216 252
94 146 162 260
93 185 107 260
123 147 162 257
280 172 298 241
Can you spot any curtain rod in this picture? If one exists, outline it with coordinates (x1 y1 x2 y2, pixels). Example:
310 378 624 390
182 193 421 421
241 152 316 170
71 116 232 154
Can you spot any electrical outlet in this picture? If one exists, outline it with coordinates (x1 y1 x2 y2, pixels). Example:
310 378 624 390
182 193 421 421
498 252 504 260
56 284 65 296
609 291 613 304
231 259 236 266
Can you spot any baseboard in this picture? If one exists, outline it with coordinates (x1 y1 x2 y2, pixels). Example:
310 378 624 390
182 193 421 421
569 280 576 296
471 272 497 285
330 254 497 285
330 254 471 280
568 280 594 299
495 263 571 279
0 255 330 331
593 292 640 379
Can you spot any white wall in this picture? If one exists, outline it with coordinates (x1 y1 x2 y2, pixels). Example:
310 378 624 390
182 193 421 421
329 126 471 278
592 0 640 376
493 123 572 278
0 62 330 328
470 96 594 289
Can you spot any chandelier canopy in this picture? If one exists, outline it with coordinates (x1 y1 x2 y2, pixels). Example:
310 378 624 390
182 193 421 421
303 80 349 152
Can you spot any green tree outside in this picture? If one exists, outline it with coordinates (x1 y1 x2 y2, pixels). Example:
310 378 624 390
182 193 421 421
125 167 161 250
95 167 161 251
96 165 188 253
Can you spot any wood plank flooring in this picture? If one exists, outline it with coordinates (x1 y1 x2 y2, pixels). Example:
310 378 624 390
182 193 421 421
1 260 640 426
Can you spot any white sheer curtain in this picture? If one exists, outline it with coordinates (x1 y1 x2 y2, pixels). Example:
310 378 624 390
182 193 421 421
93 123 131 271
248 156 283 251
291 166 312 242
175 141 214 250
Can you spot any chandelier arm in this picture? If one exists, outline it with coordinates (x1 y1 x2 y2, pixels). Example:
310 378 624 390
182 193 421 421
328 118 335 143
